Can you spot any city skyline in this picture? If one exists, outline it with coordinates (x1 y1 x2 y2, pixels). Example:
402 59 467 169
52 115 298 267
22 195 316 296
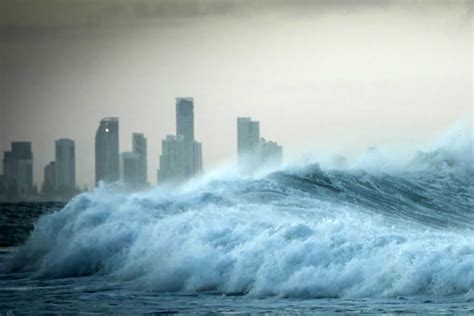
0 101 471 189
0 102 285 194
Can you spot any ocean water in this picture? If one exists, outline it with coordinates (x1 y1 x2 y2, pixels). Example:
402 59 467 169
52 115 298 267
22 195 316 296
0 135 473 314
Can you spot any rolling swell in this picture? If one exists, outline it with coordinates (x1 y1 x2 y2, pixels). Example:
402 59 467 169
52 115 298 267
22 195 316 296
3 139 473 299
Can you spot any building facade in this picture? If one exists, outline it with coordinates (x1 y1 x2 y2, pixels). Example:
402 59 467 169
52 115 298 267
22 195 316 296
132 133 147 187
120 152 141 188
95 117 119 184
237 117 260 170
157 98 203 184
191 141 203 177
176 97 194 142
259 138 283 166
55 138 76 191
237 117 283 172
157 135 187 183
42 161 56 194
2 142 33 196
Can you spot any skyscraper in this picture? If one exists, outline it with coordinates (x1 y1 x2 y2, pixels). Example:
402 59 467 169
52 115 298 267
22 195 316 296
191 141 203 176
176 97 194 142
259 138 283 166
120 152 140 188
157 135 187 183
176 98 202 179
42 161 56 195
55 138 76 191
237 117 260 169
95 117 119 184
132 133 147 186
158 98 203 184
0 175 5 198
237 117 283 172
2 142 33 195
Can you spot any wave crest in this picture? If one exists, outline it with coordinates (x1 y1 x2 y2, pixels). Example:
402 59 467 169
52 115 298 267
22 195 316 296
3 133 474 299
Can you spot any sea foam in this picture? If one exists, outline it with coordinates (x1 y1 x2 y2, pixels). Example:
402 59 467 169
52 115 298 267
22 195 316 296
4 129 474 299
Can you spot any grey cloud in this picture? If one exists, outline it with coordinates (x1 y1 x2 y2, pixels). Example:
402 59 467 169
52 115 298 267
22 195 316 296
2 0 469 29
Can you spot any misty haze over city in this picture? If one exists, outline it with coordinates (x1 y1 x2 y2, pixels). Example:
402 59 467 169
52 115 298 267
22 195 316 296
1 0 471 188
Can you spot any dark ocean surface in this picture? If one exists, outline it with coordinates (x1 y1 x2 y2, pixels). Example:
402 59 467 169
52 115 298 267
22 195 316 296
0 140 473 314
0 202 65 247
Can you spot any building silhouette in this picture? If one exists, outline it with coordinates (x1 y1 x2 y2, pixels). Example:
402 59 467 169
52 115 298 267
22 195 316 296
2 142 33 197
259 138 283 166
0 175 5 197
237 117 260 170
120 152 140 188
191 141 203 177
119 133 148 189
42 161 56 195
158 98 203 183
95 117 119 184
176 98 202 179
158 135 186 182
176 98 194 142
237 117 283 172
132 133 147 187
55 138 76 192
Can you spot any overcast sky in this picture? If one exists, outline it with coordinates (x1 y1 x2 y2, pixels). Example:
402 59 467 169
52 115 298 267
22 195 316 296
0 0 472 188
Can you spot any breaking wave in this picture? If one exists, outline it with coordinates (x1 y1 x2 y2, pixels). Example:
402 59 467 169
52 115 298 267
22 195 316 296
3 129 473 299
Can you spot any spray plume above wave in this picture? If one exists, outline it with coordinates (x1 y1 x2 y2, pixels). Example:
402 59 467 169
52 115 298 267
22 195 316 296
4 127 474 299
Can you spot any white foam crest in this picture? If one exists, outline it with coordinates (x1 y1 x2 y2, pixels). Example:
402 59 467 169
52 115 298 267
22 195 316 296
5 177 473 298
284 119 473 176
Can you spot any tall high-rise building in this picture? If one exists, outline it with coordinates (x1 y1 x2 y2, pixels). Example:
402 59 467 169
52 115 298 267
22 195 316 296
237 117 260 169
95 117 119 184
2 142 33 195
237 118 283 172
42 161 56 194
158 98 203 184
191 141 203 176
0 175 5 197
157 135 187 183
120 152 140 188
132 133 147 186
176 98 194 142
55 138 75 191
259 138 283 166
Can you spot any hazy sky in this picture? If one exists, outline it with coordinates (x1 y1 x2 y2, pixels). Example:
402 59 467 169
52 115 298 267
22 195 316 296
1 0 472 188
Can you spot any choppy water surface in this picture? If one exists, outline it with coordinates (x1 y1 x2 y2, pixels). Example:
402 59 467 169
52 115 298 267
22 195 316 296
0 264 472 314
0 136 473 314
